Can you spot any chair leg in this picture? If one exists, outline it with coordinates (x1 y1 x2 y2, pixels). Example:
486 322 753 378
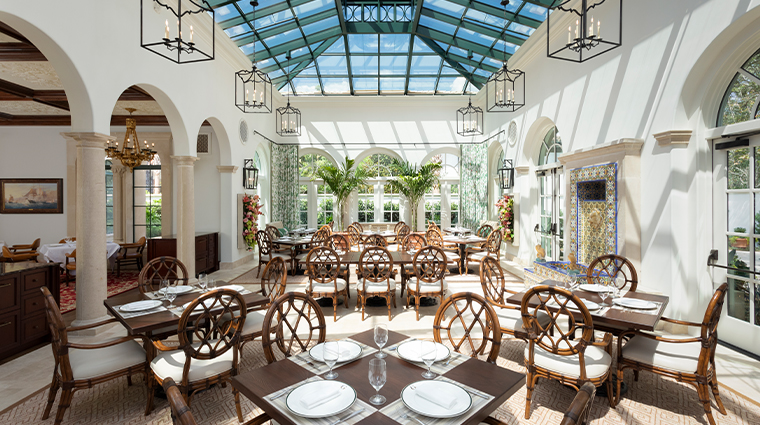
42 373 60 420
524 372 536 419
53 388 75 425
333 295 338 322
387 294 392 321
606 376 615 407
127 375 133 386
415 294 420 321
709 363 727 415
145 374 155 416
234 387 244 422
613 368 624 407
256 254 262 278
698 382 718 425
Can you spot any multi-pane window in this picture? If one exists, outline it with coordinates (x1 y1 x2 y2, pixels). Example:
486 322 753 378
537 126 564 261
106 159 113 236
424 186 442 225
299 154 333 228
298 184 308 226
383 184 400 222
719 47 760 127
317 183 334 226
539 126 563 165
450 184 459 226
133 156 162 241
358 184 374 223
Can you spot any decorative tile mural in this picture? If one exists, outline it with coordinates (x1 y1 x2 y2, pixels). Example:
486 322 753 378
569 163 617 264
460 143 488 231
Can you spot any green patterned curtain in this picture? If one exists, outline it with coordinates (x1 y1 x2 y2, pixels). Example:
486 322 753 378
270 143 299 230
460 143 488 230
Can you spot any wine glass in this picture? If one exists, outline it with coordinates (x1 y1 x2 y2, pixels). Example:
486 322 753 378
323 341 339 380
368 358 387 405
420 341 437 379
198 273 207 290
598 280 611 307
567 271 578 291
166 281 177 309
374 324 388 358
159 279 169 301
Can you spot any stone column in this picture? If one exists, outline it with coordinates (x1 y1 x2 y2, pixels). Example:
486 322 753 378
110 163 128 243
217 165 239 269
61 132 114 328
173 156 199 277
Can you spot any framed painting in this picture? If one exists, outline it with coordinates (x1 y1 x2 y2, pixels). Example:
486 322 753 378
0 178 63 214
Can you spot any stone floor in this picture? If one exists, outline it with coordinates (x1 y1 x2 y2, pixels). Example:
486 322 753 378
0 258 758 415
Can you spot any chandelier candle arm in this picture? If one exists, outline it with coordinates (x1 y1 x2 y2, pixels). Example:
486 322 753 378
105 108 155 172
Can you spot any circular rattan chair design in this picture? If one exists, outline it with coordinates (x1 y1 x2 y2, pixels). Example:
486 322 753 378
261 292 326 364
394 221 406 234
328 233 351 252
426 228 461 273
395 224 411 249
465 230 502 274
476 224 494 239
295 226 331 272
361 233 388 249
351 221 364 232
585 254 638 292
347 224 362 250
256 230 293 277
357 246 396 321
239 257 288 353
521 285 614 419
407 246 448 321
433 292 502 362
137 256 189 294
306 246 349 321
400 234 427 296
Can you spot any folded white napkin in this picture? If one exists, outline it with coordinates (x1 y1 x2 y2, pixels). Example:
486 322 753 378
299 387 341 409
416 387 458 410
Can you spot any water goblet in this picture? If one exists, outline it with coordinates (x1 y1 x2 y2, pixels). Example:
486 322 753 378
368 358 387 405
374 324 388 358
166 282 177 309
420 341 437 379
208 278 216 289
159 279 169 301
198 273 207 290
567 271 578 291
598 280 611 307
323 341 339 380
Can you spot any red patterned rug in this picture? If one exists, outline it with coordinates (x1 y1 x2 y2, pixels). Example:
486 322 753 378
59 271 140 314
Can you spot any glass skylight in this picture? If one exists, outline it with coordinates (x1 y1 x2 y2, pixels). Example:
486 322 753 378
211 0 549 96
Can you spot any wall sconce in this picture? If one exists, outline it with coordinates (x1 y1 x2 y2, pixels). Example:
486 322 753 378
243 158 258 190
497 159 515 190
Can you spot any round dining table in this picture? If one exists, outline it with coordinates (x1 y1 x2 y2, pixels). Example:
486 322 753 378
39 241 121 270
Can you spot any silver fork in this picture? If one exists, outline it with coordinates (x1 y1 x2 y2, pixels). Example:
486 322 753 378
402 414 427 425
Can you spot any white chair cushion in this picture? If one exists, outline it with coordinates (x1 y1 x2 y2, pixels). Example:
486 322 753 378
269 253 292 260
468 252 493 261
524 345 611 379
407 278 448 292
358 278 396 290
69 339 146 380
242 309 267 335
621 335 701 374
296 252 309 260
310 278 347 293
151 341 235 383
494 307 551 332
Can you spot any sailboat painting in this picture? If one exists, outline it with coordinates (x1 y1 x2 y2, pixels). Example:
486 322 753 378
1 179 63 214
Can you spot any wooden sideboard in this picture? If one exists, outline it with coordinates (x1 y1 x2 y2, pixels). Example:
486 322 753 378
147 232 219 277
0 262 60 362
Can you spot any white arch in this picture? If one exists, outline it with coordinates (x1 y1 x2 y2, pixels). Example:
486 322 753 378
202 117 232 166
354 147 403 165
520 117 557 168
420 147 460 166
299 147 338 167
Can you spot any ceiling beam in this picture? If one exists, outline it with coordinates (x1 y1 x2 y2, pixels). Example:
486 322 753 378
0 115 212 126
0 22 33 45
416 27 510 62
333 0 353 95
217 0 314 30
233 9 337 46
345 22 412 33
443 0 544 29
418 37 480 89
419 8 525 46
404 0 425 95
0 43 46 61
248 27 343 62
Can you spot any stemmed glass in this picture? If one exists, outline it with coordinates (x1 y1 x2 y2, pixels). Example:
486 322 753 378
420 341 437 379
566 271 578 291
208 278 216 289
374 324 388 358
368 359 387 405
198 273 207 291
159 279 169 301
165 279 177 308
323 341 339 380
598 280 611 307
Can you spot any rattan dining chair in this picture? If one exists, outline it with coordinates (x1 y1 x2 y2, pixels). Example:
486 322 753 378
357 246 396 320
1 245 38 262
306 246 349 321
261 292 327 364
9 237 40 254
560 382 596 425
395 224 410 248
63 249 76 286
162 377 199 425
326 233 352 290
146 288 247 422
426 228 461 273
614 283 728 425
521 285 614 419
137 256 190 294
294 225 331 273
347 224 362 250
256 230 293 277
40 286 148 425
465 230 502 274
407 245 448 321
351 221 364 232
585 254 638 292
238 257 288 355
115 236 146 276
399 234 426 297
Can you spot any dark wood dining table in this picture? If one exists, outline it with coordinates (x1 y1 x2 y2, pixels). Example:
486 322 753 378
339 251 415 265
232 329 524 425
440 235 486 273
504 279 669 332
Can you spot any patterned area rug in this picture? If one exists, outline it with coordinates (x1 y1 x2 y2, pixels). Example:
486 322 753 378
59 271 140 314
1 336 758 424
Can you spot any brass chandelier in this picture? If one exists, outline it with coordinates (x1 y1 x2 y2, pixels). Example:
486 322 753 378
105 108 156 172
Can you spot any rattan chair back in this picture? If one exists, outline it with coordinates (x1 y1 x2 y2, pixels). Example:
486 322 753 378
476 224 493 238
137 257 189 294
261 292 326 364
560 382 596 425
347 224 362 248
402 234 426 251
413 246 447 285
312 226 331 246
586 254 638 292
425 228 444 247
485 230 502 254
262 257 287 304
306 246 341 286
359 246 394 285
521 285 594 357
394 221 406 233
328 233 351 252
480 256 515 305
396 224 411 241
361 233 387 248
351 221 364 232
434 292 502 363
178 289 246 361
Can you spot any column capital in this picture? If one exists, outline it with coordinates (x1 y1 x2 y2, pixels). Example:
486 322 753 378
61 132 115 148
172 155 200 166
515 165 530 175
110 163 129 174
217 165 239 173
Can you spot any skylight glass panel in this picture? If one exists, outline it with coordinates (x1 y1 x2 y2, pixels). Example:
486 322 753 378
508 22 535 37
263 28 302 47
225 24 249 38
214 5 238 23
437 77 467 93
269 69 285 79
292 78 322 95
459 63 474 72
379 34 410 53
348 34 378 53
257 58 276 70
473 68 491 78
408 78 436 93
481 56 502 69
240 41 263 56
456 27 497 47
419 16 458 34
235 0 254 14
379 56 408 75
293 0 333 19
494 39 518 56
322 77 351 94
435 41 450 51
350 56 379 75
464 9 506 30
297 62 319 76
380 78 405 93
325 38 346 53
290 46 312 59
413 36 434 53
519 4 548 21
475 0 521 13
448 45 469 58
254 9 294 29
317 55 348 75
301 16 339 35
353 78 378 94
424 0 466 18
440 65 460 76
409 56 442 75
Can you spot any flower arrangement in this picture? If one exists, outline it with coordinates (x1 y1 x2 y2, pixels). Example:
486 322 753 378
496 194 514 242
242 194 263 250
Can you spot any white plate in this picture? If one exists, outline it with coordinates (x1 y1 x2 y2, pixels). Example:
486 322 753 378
401 380 472 419
309 341 362 363
613 298 658 310
578 283 613 293
397 341 450 363
182 298 222 312
119 300 163 312
550 296 600 311
159 285 194 295
217 285 245 293
285 380 356 419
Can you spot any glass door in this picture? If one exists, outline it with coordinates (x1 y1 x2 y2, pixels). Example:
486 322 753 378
537 167 564 261
713 137 760 353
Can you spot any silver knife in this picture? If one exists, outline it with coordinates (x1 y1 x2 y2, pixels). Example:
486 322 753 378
328 407 365 425
269 387 291 400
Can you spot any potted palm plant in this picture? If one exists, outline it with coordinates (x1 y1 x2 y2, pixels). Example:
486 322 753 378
385 160 442 231
312 155 368 231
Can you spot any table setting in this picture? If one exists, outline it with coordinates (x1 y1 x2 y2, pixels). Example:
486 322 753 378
38 239 121 269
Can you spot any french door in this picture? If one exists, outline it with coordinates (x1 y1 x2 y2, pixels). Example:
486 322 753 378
712 136 760 353
537 167 565 261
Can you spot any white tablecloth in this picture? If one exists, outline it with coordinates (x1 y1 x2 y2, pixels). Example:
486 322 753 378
0 241 5 257
39 242 121 268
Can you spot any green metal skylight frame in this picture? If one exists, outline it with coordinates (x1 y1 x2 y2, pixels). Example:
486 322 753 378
208 0 553 96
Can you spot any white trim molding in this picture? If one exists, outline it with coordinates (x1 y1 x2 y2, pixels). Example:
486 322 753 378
653 130 693 147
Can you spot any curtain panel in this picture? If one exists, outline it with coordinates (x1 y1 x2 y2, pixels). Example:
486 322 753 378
460 143 488 231
270 143 299 230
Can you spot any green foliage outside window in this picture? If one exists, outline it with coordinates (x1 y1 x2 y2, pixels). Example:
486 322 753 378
146 198 162 238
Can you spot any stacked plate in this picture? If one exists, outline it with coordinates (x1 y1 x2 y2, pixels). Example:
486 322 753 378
397 340 450 362
308 341 362 363
285 381 356 418
401 381 472 418
612 298 658 310
159 285 194 295
119 300 162 312
578 283 613 293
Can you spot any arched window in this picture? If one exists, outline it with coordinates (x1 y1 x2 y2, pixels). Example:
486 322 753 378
538 126 562 166
356 153 400 223
133 155 162 240
298 154 334 227
537 126 564 261
426 153 460 226
718 47 760 127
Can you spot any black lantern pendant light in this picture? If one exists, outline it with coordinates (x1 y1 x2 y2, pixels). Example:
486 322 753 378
457 84 483 136
235 1 272 113
140 0 215 64
243 158 259 190
486 1 525 113
276 54 301 137
547 0 622 63
497 158 515 190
